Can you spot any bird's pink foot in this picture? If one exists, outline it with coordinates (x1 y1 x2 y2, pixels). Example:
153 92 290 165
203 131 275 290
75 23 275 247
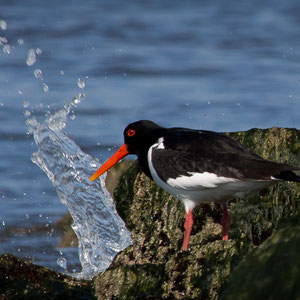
182 209 193 250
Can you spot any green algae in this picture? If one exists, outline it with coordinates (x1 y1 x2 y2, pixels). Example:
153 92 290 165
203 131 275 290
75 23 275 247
0 253 95 300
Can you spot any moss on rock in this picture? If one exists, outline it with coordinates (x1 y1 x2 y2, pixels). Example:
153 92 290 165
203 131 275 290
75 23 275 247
220 217 300 300
0 253 95 300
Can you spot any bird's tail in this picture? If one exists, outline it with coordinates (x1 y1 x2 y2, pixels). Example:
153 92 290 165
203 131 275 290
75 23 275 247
274 169 300 183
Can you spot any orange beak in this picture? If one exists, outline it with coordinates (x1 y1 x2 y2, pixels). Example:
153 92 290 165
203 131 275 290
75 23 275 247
89 143 129 181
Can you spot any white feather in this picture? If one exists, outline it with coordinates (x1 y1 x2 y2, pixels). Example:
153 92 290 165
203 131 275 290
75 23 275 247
156 137 165 149
167 172 239 190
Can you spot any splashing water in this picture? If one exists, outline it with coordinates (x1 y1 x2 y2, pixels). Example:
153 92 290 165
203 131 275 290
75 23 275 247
26 48 36 66
25 94 132 279
57 257 67 270
77 78 85 89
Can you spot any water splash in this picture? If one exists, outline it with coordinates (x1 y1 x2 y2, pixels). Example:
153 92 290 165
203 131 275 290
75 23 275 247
57 257 67 270
0 20 7 30
77 78 85 89
34 68 43 79
25 95 132 279
26 48 36 66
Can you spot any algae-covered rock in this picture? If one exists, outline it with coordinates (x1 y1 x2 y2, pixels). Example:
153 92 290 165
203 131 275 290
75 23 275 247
56 212 78 248
220 217 300 300
94 127 300 299
0 253 95 300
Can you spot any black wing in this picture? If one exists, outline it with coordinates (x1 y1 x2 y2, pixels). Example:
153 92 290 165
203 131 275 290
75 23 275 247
152 128 298 182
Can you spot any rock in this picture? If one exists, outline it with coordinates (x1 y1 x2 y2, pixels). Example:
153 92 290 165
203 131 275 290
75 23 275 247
105 160 134 196
220 217 300 300
0 253 95 300
56 213 78 248
93 127 300 299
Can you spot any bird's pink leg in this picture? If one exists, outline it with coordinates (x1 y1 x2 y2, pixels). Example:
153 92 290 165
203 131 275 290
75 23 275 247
182 209 193 250
221 203 230 240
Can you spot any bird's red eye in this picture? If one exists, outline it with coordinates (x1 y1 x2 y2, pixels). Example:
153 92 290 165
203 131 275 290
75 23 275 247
127 129 136 137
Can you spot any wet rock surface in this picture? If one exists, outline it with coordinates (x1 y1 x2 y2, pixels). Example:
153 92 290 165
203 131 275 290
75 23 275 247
0 253 95 300
220 216 300 300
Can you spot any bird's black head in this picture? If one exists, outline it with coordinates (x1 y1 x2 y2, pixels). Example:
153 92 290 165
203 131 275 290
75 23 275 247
123 120 163 155
90 120 163 182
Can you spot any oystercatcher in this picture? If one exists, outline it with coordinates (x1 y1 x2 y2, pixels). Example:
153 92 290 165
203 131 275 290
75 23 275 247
90 120 300 250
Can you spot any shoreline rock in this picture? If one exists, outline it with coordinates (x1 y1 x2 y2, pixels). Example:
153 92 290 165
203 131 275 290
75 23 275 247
220 216 300 300
0 253 95 300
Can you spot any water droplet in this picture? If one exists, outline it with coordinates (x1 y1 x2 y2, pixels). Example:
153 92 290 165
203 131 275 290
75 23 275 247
60 70 64 75
25 214 29 219
2 221 5 226
43 83 49 92
3 44 11 54
26 49 36 66
72 93 85 105
22 100 30 108
18 38 24 45
207 101 211 105
24 110 31 117
70 114 76 120
34 68 43 79
57 257 67 270
36 48 42 55
236 102 241 106
0 20 7 30
0 36 7 45
18 89 23 95
77 78 85 89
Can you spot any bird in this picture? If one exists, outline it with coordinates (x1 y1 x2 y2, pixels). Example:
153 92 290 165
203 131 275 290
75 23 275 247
90 120 300 250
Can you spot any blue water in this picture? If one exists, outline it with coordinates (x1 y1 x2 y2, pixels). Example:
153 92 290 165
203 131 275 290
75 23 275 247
1 0 300 272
